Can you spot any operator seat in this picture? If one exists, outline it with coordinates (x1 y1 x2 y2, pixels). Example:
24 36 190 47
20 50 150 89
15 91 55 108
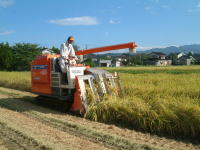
55 58 61 72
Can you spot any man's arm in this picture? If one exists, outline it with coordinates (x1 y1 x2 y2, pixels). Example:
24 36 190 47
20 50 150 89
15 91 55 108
68 44 77 58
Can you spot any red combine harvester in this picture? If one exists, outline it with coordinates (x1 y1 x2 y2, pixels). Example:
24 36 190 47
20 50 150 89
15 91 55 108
31 42 137 113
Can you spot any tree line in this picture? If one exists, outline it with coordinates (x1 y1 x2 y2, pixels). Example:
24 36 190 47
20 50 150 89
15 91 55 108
1 41 199 71
0 42 60 71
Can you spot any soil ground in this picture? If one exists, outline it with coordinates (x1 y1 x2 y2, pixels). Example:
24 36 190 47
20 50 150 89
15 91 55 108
0 87 199 150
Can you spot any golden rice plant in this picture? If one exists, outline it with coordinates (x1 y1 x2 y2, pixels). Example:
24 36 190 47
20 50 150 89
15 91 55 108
0 71 31 91
85 67 200 139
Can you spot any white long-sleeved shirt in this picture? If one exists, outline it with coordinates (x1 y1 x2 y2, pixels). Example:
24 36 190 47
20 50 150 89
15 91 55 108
60 43 76 59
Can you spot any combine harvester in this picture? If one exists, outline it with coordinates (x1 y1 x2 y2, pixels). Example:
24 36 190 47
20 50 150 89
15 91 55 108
31 42 137 113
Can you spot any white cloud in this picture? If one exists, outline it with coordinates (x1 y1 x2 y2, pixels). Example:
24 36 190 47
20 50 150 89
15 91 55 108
144 6 153 10
137 45 178 51
197 2 200 8
187 9 200 13
108 19 120 24
188 2 200 13
149 0 159 3
0 0 14 8
0 30 15 35
49 16 99 26
188 8 200 12
137 46 155 51
162 5 170 9
105 32 109 37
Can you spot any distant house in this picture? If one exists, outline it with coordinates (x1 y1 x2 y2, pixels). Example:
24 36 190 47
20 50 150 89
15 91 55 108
99 60 112 67
174 55 195 65
149 52 166 60
99 59 124 67
177 52 185 59
112 58 126 67
92 58 98 62
42 48 52 54
144 52 172 66
112 60 121 67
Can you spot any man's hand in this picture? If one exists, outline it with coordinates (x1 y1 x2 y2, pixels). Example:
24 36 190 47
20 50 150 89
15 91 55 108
68 56 79 60
75 56 79 60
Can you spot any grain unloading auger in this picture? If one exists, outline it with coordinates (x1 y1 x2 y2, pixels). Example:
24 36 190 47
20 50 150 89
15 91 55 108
31 42 137 113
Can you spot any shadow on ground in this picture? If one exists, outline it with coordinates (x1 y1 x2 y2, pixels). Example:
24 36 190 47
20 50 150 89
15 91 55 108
0 95 80 116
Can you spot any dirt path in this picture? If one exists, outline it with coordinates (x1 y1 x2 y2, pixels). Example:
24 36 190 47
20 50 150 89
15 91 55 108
0 108 112 150
0 139 8 150
0 87 199 150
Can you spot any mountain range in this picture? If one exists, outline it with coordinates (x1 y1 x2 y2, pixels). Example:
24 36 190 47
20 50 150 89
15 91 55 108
96 44 200 56
138 44 200 54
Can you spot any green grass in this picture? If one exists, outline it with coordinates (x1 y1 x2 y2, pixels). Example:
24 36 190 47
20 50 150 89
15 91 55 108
1 66 200 139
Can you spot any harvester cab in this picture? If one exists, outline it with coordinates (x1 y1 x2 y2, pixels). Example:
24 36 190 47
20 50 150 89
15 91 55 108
31 42 137 113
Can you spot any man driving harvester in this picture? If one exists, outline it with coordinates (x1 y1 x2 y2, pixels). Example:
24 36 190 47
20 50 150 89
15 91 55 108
59 36 78 84
59 36 78 73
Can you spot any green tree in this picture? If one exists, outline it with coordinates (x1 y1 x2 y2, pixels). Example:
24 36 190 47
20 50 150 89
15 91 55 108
0 42 13 70
188 51 193 56
51 46 60 54
0 42 81 71
83 58 96 67
13 43 42 71
168 53 178 65
129 54 148 66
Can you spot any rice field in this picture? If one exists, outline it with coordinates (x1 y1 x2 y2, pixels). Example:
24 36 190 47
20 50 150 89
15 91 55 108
0 66 200 139
1 87 197 150
87 66 200 139
0 71 30 91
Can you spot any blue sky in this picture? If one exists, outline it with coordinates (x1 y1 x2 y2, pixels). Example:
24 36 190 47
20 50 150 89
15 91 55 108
0 0 200 51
